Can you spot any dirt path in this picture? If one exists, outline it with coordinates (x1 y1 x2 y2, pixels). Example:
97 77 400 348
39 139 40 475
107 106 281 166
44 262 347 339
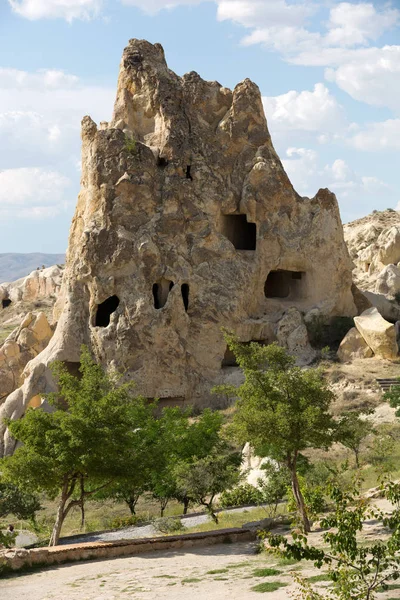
1 541 310 600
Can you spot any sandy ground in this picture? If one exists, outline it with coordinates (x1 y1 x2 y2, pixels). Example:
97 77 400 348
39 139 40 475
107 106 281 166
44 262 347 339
2 499 398 600
1 541 323 600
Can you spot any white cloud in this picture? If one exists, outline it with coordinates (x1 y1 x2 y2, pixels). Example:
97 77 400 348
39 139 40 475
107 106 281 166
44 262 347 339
325 2 399 47
263 83 344 134
120 0 205 15
348 118 400 151
216 1 400 111
282 149 390 202
0 67 79 89
323 158 389 198
0 67 114 171
217 0 313 29
325 45 400 112
329 158 353 182
0 168 72 218
282 147 317 195
8 0 102 21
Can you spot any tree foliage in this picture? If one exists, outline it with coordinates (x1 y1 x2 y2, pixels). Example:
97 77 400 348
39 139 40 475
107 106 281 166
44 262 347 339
268 480 400 600
1 346 157 545
214 335 335 532
336 410 374 469
0 481 41 522
174 443 242 523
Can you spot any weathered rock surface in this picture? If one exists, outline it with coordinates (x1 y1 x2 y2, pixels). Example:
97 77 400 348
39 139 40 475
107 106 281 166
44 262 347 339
354 308 398 359
276 307 316 365
344 210 400 294
362 290 400 323
0 265 63 306
0 39 356 455
375 264 400 297
0 312 54 405
337 327 373 362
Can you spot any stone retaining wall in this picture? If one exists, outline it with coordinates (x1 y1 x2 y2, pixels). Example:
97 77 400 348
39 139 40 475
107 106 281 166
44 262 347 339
1 527 256 575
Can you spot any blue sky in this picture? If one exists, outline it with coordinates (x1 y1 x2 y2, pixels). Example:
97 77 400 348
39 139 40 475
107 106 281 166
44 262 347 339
0 0 399 253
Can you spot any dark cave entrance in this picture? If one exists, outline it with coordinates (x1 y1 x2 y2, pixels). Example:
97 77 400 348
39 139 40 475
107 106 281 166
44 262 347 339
157 156 168 168
186 165 192 180
221 214 256 250
181 284 189 312
221 347 238 367
153 279 174 309
264 270 304 299
2 298 11 309
95 295 120 327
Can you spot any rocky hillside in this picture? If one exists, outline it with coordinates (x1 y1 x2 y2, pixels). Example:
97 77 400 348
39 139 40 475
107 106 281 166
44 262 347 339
344 209 400 293
0 253 65 284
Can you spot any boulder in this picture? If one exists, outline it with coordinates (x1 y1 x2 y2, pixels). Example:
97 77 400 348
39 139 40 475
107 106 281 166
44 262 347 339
337 327 373 362
354 308 398 359
363 290 400 322
375 264 400 297
276 307 316 365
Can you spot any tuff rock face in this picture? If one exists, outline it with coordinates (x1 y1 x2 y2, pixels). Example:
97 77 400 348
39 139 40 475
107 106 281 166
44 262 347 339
0 312 54 404
344 209 400 294
0 39 356 455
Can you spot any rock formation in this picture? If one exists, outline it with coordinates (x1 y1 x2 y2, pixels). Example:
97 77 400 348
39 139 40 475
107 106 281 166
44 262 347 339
0 312 54 404
0 39 356 456
344 209 400 294
0 265 63 307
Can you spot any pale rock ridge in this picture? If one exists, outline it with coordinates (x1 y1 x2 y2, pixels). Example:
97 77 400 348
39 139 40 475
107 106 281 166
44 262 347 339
0 39 356 455
0 312 54 405
344 210 400 295
0 265 64 306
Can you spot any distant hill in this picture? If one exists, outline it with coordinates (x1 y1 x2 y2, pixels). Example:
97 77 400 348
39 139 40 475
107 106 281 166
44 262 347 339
0 253 66 284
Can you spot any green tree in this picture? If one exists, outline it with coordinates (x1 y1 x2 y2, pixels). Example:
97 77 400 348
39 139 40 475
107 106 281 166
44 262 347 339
384 382 400 417
0 481 41 521
150 408 225 516
215 336 336 532
1 346 157 546
174 444 242 523
336 410 374 469
268 480 400 600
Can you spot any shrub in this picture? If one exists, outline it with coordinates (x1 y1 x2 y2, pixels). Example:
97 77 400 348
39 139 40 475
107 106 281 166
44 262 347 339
153 516 185 534
109 515 143 529
220 484 264 508
306 315 354 350
287 476 326 518
124 134 137 156
0 530 16 549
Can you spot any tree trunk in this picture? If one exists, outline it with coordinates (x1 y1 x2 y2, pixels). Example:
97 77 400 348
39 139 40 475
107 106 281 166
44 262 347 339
182 497 189 515
49 480 69 546
127 499 136 515
290 464 311 533
355 449 360 469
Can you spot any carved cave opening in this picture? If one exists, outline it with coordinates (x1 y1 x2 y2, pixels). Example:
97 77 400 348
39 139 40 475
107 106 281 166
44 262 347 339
2 298 11 309
186 165 193 180
221 347 238 367
157 156 168 168
264 270 304 299
181 283 189 312
153 279 174 309
221 340 267 368
95 295 120 327
221 214 256 250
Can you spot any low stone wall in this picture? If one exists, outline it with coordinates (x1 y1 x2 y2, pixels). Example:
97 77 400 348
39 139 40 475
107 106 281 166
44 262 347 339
1 527 256 575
